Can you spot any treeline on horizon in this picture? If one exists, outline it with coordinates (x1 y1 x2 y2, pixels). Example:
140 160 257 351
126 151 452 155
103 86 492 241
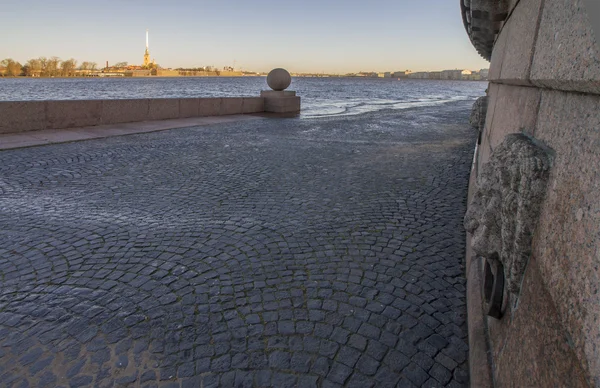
0 57 102 77
0 58 152 77
0 58 246 77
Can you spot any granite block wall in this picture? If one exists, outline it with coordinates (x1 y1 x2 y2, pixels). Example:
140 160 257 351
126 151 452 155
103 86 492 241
466 0 600 386
0 97 270 135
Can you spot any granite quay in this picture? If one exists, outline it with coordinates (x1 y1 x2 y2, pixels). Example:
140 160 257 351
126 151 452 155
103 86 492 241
463 1 600 386
0 70 301 136
0 102 474 387
0 95 295 136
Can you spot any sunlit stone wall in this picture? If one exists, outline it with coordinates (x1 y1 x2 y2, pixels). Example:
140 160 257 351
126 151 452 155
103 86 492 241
0 98 265 134
463 0 600 386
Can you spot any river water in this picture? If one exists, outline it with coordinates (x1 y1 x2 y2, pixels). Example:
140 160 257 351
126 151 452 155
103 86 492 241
0 77 486 118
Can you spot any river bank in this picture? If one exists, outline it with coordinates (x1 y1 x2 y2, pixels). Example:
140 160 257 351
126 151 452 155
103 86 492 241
0 77 487 119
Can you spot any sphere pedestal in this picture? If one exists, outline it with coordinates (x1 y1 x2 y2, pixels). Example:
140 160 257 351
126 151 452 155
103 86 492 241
260 90 300 113
261 69 300 113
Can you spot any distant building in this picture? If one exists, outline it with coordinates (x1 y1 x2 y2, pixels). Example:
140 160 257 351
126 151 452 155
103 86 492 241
393 70 412 79
479 68 490 79
356 72 378 78
441 69 472 80
464 73 482 81
143 29 156 68
384 72 392 78
125 70 152 77
156 69 180 77
429 71 442 80
408 72 429 79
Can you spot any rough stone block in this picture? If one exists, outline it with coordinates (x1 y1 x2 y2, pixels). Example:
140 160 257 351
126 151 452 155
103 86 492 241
499 0 544 85
264 97 301 113
488 21 508 82
469 96 488 130
101 99 149 125
481 83 499 142
220 98 244 115
179 98 199 118
242 98 265 114
530 0 600 94
149 99 179 121
198 98 221 117
492 259 589 387
477 83 496 177
46 100 102 129
466 255 493 388
487 84 541 149
477 130 493 178
532 90 600 385
0 101 46 134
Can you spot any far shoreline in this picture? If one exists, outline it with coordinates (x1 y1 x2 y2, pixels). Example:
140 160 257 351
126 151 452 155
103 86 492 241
0 76 488 82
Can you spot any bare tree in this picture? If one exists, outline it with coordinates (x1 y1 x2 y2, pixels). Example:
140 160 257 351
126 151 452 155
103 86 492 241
1 58 23 76
37 57 48 76
24 58 42 77
46 57 61 77
0 58 9 76
60 58 77 77
114 62 128 68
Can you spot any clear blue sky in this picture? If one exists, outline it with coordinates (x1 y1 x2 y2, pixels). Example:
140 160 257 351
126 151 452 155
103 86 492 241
0 0 489 73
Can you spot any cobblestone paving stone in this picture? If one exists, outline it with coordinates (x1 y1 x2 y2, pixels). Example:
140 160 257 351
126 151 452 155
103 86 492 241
0 102 475 387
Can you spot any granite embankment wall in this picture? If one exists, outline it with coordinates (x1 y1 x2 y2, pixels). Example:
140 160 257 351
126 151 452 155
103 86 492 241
466 0 600 387
0 97 265 135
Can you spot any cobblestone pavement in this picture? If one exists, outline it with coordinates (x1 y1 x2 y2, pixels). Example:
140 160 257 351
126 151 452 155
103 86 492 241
0 102 475 387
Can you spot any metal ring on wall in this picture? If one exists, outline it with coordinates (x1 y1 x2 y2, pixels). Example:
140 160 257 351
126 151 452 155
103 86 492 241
483 257 505 319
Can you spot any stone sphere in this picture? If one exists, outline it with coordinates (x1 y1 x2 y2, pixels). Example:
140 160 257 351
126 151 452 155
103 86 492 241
267 68 292 91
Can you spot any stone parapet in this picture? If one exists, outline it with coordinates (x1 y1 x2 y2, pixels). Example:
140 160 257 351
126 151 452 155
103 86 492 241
219 97 243 115
241 97 265 114
0 96 293 135
0 101 46 134
198 98 221 117
148 98 179 121
260 90 297 98
264 97 301 114
46 100 103 129
261 91 301 114
101 99 150 125
179 98 200 118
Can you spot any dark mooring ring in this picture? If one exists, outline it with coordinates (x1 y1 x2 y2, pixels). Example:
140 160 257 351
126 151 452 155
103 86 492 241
483 257 505 319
